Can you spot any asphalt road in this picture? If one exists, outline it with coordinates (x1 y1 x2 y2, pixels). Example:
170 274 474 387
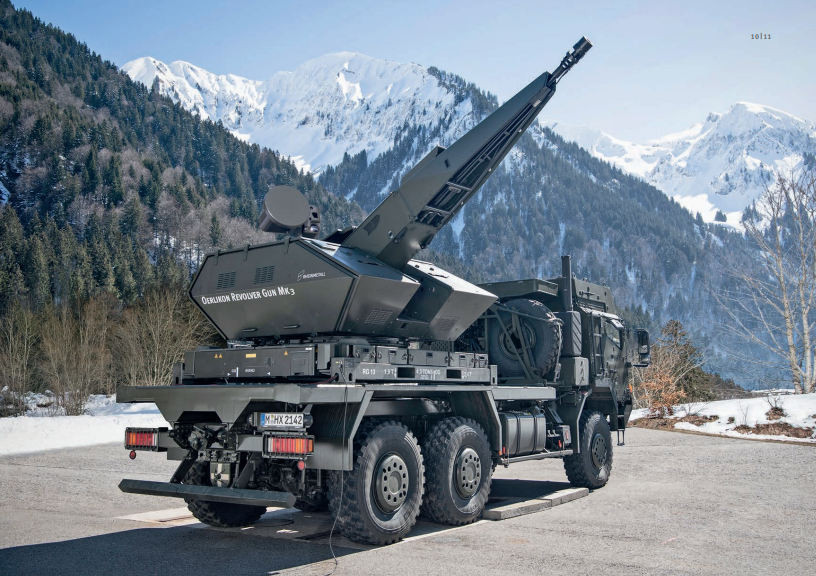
1 428 814 576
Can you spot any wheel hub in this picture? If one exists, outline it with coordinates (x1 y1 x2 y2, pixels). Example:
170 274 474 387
590 433 608 469
374 453 409 513
209 462 232 487
454 447 481 498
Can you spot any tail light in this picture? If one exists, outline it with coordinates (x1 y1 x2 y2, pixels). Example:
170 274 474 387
263 434 314 459
560 425 572 447
125 427 166 451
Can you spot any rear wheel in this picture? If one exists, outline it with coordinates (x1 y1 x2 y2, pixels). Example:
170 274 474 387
327 420 424 545
488 299 562 378
422 417 492 525
182 462 267 527
563 411 613 489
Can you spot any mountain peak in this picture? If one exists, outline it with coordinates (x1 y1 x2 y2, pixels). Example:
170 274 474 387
123 53 466 175
122 52 815 227
547 103 815 224
729 101 795 117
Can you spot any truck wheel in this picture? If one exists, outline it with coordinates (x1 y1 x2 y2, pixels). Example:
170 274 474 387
422 417 492 525
182 462 267 527
563 411 613 489
327 420 424 545
488 299 562 378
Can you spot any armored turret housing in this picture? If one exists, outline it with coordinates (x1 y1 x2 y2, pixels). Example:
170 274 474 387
189 37 595 344
189 238 496 342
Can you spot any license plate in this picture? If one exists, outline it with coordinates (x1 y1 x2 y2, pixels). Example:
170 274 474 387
260 413 304 428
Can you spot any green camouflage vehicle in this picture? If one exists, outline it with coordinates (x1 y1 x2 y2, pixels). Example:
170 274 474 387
117 37 651 545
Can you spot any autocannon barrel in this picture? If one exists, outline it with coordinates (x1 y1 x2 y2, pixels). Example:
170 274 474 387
548 36 593 87
340 37 592 270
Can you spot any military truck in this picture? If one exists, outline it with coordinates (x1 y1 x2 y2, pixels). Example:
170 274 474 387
117 37 651 545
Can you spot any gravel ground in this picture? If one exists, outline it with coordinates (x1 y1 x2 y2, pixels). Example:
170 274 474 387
0 428 814 576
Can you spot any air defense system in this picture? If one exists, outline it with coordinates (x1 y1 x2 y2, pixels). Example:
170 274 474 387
117 37 652 545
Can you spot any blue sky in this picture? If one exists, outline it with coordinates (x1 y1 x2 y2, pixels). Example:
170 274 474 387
14 0 815 142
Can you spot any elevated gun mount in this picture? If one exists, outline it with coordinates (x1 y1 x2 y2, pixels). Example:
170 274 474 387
338 36 593 270
188 37 594 347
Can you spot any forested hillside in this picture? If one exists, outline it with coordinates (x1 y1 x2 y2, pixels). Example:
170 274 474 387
0 1 370 413
0 0 363 314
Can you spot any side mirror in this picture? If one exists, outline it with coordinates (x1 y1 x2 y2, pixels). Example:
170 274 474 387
633 329 650 367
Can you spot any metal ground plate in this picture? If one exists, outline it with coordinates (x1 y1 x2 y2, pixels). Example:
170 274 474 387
482 479 589 520
116 479 588 547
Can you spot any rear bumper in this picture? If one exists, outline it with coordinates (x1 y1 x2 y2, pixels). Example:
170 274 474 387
118 479 296 508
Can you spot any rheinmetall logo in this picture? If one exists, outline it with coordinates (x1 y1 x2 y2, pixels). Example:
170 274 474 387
297 270 326 281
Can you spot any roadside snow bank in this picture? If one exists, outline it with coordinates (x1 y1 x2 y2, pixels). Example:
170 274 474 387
630 393 816 443
0 394 168 456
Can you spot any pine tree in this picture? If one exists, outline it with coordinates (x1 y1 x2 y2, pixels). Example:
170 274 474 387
0 206 25 311
105 155 124 206
209 212 222 248
156 251 184 286
23 235 51 310
120 196 144 240
88 238 117 297
132 247 155 295
85 146 100 193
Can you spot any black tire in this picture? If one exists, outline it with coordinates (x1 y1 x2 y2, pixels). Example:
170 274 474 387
422 417 492 526
488 299 562 378
327 420 424 545
563 411 613 489
182 462 267 527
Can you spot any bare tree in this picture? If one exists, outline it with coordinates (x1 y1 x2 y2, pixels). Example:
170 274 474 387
716 172 816 394
39 297 114 415
0 302 36 416
114 284 214 386
632 320 706 417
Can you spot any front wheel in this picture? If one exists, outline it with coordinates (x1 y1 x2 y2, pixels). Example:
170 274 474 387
327 420 424 545
563 411 613 489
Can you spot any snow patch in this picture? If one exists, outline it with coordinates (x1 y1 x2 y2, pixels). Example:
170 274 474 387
336 71 363 104
629 393 816 444
0 394 168 456
450 209 465 239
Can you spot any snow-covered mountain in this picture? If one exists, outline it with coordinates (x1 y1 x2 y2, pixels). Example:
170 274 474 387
542 103 816 224
124 54 815 225
123 53 480 176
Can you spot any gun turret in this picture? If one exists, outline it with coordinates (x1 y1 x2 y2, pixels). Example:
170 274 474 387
188 39 591 343
341 37 592 270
